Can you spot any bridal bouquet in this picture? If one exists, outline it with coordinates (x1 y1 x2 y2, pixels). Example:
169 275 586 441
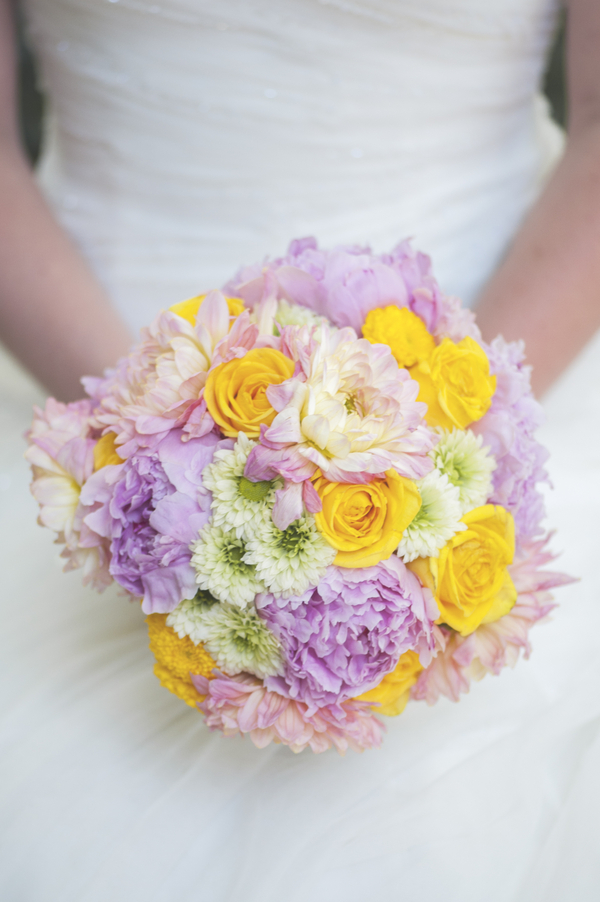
26 238 571 754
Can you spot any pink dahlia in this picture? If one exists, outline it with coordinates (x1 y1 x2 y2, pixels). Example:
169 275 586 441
91 291 259 458
192 671 384 754
245 324 435 527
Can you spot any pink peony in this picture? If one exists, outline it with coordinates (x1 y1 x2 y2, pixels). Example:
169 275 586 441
224 236 480 340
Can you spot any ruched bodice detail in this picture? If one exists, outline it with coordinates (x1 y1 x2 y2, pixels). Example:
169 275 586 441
24 0 562 327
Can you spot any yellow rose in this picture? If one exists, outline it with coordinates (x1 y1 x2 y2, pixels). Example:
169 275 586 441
204 347 295 438
410 336 496 429
357 649 423 716
313 470 421 568
169 293 245 325
93 432 123 470
408 504 516 637
147 613 217 708
362 305 436 368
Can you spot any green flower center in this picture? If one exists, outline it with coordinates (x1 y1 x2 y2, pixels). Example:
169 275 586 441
192 588 217 609
438 455 464 486
229 617 263 650
238 476 273 502
221 540 247 567
410 504 429 530
344 392 364 415
276 521 312 555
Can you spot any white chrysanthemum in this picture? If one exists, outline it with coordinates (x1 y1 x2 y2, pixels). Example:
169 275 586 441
191 523 263 607
432 428 496 514
169 596 283 679
397 469 466 562
166 591 216 644
244 516 336 598
203 433 278 539
274 299 327 329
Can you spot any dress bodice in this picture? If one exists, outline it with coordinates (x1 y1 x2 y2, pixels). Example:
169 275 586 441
23 0 563 331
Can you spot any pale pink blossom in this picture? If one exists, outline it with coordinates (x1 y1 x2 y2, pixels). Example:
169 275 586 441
26 397 95 546
245 325 435 526
193 671 385 754
433 293 481 344
93 291 253 457
25 398 112 590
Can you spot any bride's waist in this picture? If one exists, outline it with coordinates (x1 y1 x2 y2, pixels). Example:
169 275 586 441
39 108 552 228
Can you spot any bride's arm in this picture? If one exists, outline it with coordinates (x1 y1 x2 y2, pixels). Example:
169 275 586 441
476 0 600 396
0 0 131 401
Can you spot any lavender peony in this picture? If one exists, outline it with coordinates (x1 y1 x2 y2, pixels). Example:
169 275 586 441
256 556 438 714
472 336 548 542
224 236 479 340
81 429 227 613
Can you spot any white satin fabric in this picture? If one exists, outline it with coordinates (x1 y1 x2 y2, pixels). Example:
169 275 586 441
2 1 600 900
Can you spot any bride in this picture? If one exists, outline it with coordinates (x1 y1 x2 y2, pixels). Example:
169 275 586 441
1 1 599 899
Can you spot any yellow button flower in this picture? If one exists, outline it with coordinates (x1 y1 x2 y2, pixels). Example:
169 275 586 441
362 305 436 368
204 348 296 438
408 504 516 637
313 470 421 568
93 432 123 470
147 613 217 708
357 649 423 716
169 293 245 326
410 336 496 429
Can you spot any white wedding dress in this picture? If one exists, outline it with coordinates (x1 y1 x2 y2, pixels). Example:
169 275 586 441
1 1 599 899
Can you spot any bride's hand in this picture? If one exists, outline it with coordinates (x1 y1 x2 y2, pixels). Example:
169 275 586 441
0 0 132 401
476 0 600 396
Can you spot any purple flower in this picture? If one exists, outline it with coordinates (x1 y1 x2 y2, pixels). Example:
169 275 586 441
81 429 226 613
472 337 548 543
256 557 438 714
224 235 483 343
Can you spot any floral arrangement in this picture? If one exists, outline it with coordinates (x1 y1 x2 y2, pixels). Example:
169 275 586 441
26 238 572 754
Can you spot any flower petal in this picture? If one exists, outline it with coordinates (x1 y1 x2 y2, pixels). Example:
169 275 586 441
301 415 330 449
272 482 304 530
195 289 230 346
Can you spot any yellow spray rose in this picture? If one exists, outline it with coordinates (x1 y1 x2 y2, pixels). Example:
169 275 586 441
169 293 245 325
410 336 496 429
313 470 421 568
362 305 436 369
357 649 423 716
204 348 295 438
93 432 123 470
408 504 516 637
